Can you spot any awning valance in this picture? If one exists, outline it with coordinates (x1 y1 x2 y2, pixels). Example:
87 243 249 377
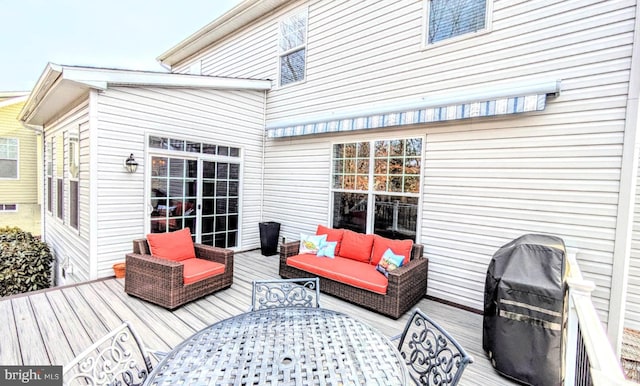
266 80 561 138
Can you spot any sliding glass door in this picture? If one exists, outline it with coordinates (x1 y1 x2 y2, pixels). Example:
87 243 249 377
149 155 239 249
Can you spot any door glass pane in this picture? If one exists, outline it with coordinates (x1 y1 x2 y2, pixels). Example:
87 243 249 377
150 156 197 235
187 160 198 178
202 198 215 215
169 158 184 177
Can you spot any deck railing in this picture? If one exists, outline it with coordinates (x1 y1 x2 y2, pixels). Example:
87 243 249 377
564 251 632 385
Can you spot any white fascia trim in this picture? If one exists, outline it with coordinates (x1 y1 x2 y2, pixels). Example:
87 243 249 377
0 95 28 109
265 79 561 130
157 0 290 68
60 66 272 90
0 91 29 98
18 63 64 122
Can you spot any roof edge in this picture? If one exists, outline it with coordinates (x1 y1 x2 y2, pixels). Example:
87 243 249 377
19 64 271 125
157 0 289 68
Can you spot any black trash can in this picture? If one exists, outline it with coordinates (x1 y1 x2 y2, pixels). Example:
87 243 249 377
259 221 280 256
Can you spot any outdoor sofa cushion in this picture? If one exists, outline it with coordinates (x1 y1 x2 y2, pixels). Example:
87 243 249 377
339 230 375 263
146 228 196 262
370 235 413 266
316 225 345 255
182 258 226 285
286 253 388 294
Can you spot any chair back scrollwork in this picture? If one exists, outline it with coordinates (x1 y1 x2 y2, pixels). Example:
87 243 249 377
63 321 153 386
251 278 320 311
398 308 474 386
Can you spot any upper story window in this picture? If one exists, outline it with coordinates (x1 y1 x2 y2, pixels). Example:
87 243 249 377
426 0 489 45
278 9 308 86
0 138 18 179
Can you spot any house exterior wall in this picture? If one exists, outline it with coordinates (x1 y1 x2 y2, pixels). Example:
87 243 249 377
41 86 266 282
0 100 41 235
170 0 638 323
92 86 266 278
42 100 91 283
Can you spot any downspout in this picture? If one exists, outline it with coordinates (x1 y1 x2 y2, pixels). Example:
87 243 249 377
260 89 267 223
607 10 640 355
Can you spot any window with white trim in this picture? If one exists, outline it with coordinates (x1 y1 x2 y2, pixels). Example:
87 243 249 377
56 134 64 220
331 138 423 240
426 0 489 44
278 9 307 86
46 137 53 213
0 138 18 179
68 127 80 229
0 204 17 212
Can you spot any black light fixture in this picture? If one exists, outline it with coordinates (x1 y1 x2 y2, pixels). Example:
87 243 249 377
124 153 138 173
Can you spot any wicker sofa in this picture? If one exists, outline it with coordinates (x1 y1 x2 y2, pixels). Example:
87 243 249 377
125 237 234 309
279 226 428 319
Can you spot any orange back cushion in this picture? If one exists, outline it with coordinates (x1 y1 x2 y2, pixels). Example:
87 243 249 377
146 228 196 262
370 235 414 266
316 225 345 256
339 230 375 262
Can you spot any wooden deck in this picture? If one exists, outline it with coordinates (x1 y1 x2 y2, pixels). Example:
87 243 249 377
0 249 517 385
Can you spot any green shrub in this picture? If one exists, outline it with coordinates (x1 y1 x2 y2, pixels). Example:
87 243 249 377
0 226 53 296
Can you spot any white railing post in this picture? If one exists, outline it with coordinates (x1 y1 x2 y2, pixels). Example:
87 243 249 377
564 250 628 385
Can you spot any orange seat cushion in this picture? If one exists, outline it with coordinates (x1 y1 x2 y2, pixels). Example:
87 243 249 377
339 230 375 263
146 228 196 262
287 254 387 294
370 235 414 266
181 258 225 285
316 225 345 256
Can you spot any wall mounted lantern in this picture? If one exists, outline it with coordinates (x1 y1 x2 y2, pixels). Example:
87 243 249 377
124 153 138 173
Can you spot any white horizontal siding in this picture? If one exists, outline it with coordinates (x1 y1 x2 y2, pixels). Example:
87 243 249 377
173 0 636 321
94 86 265 277
42 101 90 284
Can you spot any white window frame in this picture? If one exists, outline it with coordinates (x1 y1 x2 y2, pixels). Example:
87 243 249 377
68 127 80 230
277 8 309 88
0 204 18 212
144 132 244 250
329 137 424 240
0 137 19 180
422 0 493 48
55 133 64 222
46 137 53 214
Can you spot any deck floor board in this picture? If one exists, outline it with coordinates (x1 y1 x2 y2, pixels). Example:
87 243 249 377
1 249 516 385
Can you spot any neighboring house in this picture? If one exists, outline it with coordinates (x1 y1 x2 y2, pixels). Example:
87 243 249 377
19 0 640 354
0 91 41 235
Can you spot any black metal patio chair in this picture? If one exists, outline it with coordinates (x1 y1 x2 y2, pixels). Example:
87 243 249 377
250 277 320 311
63 321 153 386
395 308 474 386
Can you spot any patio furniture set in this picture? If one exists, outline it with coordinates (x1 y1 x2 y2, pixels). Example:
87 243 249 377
62 226 471 385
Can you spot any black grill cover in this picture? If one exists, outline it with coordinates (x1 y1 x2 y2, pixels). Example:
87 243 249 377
483 234 567 386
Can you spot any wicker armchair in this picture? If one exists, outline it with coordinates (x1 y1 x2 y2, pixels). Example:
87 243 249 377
124 239 233 309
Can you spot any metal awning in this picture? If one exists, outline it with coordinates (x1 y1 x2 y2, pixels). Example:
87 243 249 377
266 79 561 138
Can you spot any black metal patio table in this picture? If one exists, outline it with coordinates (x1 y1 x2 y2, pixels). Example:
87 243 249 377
145 307 409 385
